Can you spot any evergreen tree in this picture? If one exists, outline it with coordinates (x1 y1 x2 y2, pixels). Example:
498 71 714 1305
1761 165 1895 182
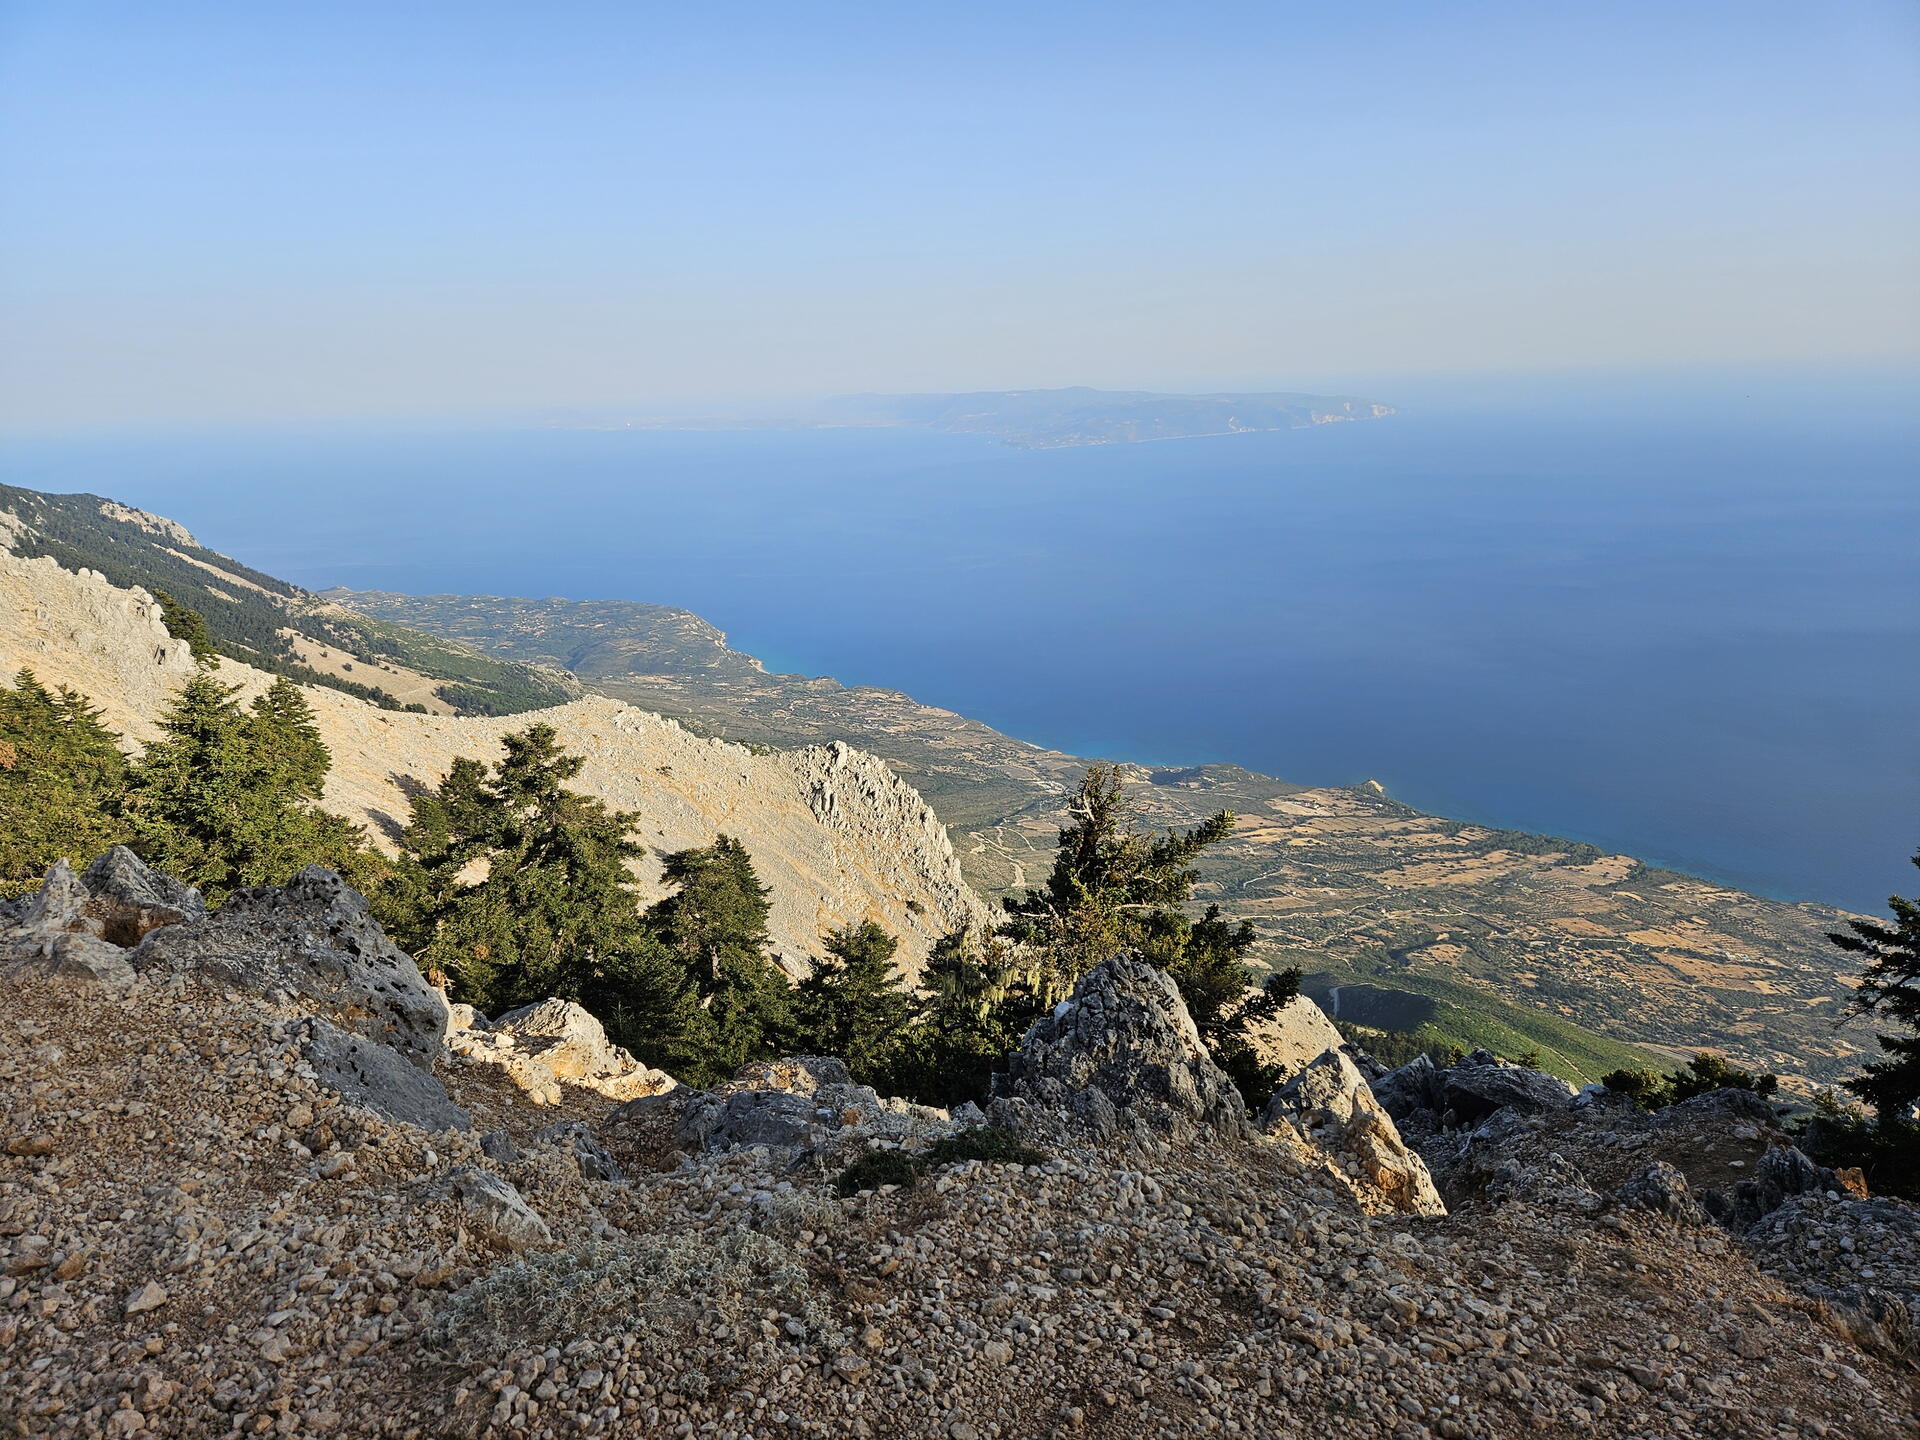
1830 851 1920 1120
383 724 654 1015
999 764 1234 1002
150 589 216 661
995 765 1284 1098
647 834 791 1084
1811 852 1920 1196
883 925 1042 1107
791 920 917 1079
125 667 257 896
126 669 369 900
236 678 371 886
0 670 129 894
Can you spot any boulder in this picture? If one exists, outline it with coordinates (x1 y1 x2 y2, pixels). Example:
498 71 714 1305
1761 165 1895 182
1613 1161 1714 1226
134 867 449 1066
489 998 677 1102
1370 1053 1446 1124
598 1054 949 1165
989 955 1247 1148
449 997 676 1106
725 1055 854 1093
76 847 204 945
1262 1049 1446 1217
1239 994 1347 1080
1 859 139 991
531 1119 626 1183
302 1017 471 1133
448 1028 564 1106
1703 1144 1846 1232
447 1168 551 1252
1439 1050 1577 1124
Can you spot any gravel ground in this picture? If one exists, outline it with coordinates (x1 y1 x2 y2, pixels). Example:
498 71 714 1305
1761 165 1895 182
2 972 1915 1439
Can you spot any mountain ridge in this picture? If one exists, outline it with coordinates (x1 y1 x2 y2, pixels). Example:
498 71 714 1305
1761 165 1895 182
0 541 988 972
0 484 577 717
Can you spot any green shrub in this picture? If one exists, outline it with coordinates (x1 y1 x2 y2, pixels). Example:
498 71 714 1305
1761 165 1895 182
437 1232 839 1381
922 1126 1047 1169
1603 1052 1779 1111
833 1127 1048 1196
834 1150 921 1197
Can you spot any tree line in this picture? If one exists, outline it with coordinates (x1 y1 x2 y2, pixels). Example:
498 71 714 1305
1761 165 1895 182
5 648 1917 1188
0 657 1297 1099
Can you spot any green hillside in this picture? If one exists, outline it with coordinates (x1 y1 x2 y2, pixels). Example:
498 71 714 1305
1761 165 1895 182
1297 969 1670 1086
0 484 576 716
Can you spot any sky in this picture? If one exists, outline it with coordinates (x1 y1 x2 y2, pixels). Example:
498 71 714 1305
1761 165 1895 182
1 0 1916 429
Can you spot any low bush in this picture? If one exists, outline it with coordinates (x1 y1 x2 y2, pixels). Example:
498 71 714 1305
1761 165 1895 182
1602 1052 1779 1111
834 1150 921 1197
922 1126 1048 1169
833 1127 1048 1196
436 1232 840 1381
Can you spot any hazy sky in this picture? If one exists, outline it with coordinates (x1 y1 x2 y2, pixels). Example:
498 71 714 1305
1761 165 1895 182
2 0 1916 428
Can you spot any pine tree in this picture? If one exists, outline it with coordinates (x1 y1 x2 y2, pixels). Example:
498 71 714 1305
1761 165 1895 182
150 589 216 661
126 669 370 900
997 765 1294 1104
1830 853 1920 1126
883 926 1041 1107
791 920 917 1079
999 764 1235 1002
236 678 371 886
0 670 129 894
648 834 792 1084
125 667 257 896
383 725 654 1015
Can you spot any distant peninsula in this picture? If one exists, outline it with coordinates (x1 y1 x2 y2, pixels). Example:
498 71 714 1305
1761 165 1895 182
548 386 1396 450
817 387 1397 449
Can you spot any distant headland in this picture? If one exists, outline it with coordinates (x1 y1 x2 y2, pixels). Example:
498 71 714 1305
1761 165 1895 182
545 385 1397 449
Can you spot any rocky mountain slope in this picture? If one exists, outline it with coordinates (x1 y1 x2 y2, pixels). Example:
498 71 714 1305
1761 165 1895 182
0 485 576 716
3 852 1913 1439
0 547 985 971
331 589 1873 1090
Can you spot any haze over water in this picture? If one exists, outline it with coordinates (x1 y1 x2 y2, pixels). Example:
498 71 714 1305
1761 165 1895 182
6 370 1916 915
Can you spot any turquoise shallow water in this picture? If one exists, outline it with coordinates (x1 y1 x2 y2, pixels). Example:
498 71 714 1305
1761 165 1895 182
6 371 1917 913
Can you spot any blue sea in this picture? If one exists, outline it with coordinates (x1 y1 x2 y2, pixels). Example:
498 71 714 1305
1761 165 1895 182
6 370 1917 915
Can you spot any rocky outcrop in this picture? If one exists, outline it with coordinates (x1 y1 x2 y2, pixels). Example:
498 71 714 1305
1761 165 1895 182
5 910 1918 1435
0 546 987 972
1 849 209 992
133 866 450 1066
1747 1192 1920 1358
1261 1048 1446 1217
600 1054 951 1165
990 956 1248 1148
1436 1049 1578 1124
1239 991 1348 1079
1 860 140 991
1701 1142 1852 1233
76 847 206 944
448 998 676 1106
0 551 198 743
302 1016 471 1133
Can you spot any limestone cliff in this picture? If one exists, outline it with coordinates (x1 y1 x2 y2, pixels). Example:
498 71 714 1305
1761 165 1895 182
0 548 988 971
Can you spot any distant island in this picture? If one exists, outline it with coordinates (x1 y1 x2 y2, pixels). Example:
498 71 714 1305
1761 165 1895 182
817 387 1397 448
547 385 1396 450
